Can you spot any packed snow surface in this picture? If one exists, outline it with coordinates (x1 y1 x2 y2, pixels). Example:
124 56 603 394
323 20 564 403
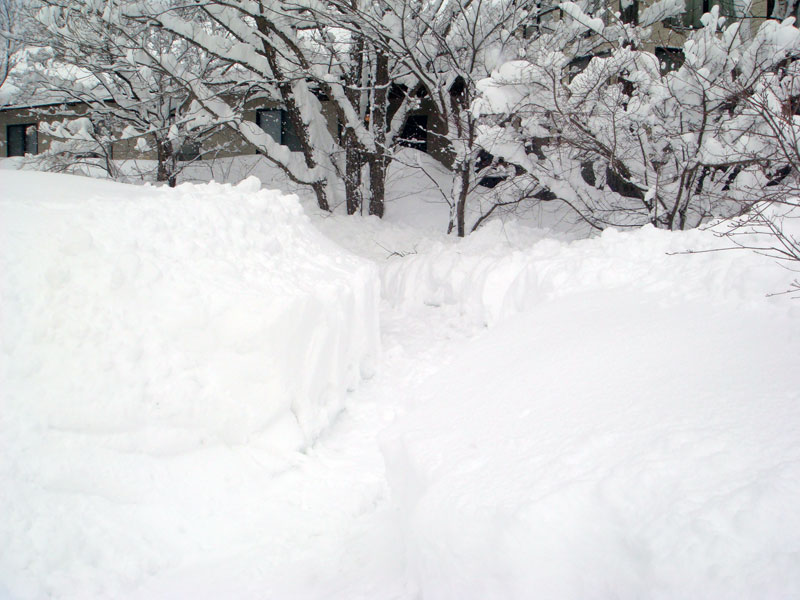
383 294 800 599
1 169 799 599
378 218 800 598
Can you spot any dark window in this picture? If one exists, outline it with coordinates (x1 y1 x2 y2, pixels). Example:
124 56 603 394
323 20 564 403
176 141 201 162
521 0 544 38
450 76 467 98
281 112 302 151
256 108 302 152
655 47 685 74
566 52 611 81
568 55 593 80
476 149 504 188
7 123 38 157
620 0 638 23
399 115 428 152
256 109 281 143
684 0 707 27
672 0 736 28
521 23 539 38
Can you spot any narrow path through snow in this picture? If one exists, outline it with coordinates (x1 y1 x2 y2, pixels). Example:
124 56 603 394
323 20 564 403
125 302 483 600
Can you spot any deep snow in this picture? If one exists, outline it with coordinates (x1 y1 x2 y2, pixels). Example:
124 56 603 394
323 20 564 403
1 169 799 599
383 293 800 599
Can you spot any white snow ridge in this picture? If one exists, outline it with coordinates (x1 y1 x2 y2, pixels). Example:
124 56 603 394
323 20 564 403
1 172 379 449
0 172 379 596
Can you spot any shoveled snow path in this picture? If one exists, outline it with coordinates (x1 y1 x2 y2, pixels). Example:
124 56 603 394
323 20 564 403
125 302 480 599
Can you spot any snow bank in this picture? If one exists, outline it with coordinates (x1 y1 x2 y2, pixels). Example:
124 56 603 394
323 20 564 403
381 285 800 599
381 220 791 325
380 219 800 598
0 171 380 597
1 171 378 448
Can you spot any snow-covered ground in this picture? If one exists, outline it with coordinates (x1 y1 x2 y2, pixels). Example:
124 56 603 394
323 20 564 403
384 293 800 599
1 169 799 599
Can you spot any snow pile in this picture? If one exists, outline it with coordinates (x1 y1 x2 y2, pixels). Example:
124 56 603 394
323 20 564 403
0 171 380 597
381 219 790 325
381 284 800 599
1 171 378 448
380 217 800 598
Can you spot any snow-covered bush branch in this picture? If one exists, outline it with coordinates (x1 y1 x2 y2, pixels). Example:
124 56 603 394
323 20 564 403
23 0 227 186
116 0 426 215
0 0 24 89
474 8 800 236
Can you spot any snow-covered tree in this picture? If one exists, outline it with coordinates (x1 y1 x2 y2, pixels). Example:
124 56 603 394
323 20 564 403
473 3 800 232
712 38 800 290
114 0 538 226
340 0 540 234
0 0 27 89
112 0 424 215
25 1 226 185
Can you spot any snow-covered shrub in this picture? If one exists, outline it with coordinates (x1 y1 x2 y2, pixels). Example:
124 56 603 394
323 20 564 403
33 115 119 178
474 7 800 231
22 3 226 187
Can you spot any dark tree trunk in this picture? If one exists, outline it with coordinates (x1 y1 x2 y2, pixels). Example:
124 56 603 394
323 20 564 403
155 136 176 187
368 50 390 218
369 154 386 218
345 131 363 215
456 162 470 237
256 16 330 211
342 26 366 215
446 78 475 237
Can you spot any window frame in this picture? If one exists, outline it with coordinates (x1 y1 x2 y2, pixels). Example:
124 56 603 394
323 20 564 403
669 0 737 29
6 123 39 157
620 0 638 24
255 108 302 152
176 141 201 162
655 47 685 74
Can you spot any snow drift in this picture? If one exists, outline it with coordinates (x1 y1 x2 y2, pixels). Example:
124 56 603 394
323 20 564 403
380 224 800 599
0 171 383 598
381 219 790 325
2 168 799 599
381 294 800 599
0 171 379 450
